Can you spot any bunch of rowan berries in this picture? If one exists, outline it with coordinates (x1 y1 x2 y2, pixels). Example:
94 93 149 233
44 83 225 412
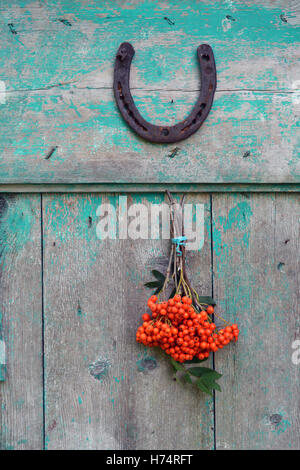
136 294 239 363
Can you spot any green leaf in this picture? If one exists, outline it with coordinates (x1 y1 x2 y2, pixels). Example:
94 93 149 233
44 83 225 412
144 270 166 293
170 360 222 396
212 382 221 392
194 369 222 396
196 379 213 396
152 270 165 282
203 370 222 381
144 281 162 288
188 367 214 377
182 373 193 384
197 296 216 306
170 357 185 372
184 357 208 364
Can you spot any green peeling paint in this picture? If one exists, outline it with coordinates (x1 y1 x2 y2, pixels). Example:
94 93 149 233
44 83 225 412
0 0 299 185
136 348 157 373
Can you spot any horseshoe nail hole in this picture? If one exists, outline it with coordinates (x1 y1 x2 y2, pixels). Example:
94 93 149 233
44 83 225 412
197 111 202 118
200 103 206 109
161 128 169 136
202 54 210 61
118 48 127 61
192 118 196 125
117 81 148 133
118 82 124 100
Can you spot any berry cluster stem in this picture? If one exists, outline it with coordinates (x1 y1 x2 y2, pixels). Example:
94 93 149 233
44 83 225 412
165 191 198 305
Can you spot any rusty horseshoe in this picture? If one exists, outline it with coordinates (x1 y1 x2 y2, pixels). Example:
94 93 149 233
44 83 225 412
113 42 217 144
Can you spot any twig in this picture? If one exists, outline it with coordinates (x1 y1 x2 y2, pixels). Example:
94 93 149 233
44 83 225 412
161 245 174 297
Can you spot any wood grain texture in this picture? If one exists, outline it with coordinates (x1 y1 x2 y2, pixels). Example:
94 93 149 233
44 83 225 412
0 0 299 449
212 193 300 449
42 193 214 450
0 194 43 450
1 191 299 449
0 0 299 185
0 339 6 381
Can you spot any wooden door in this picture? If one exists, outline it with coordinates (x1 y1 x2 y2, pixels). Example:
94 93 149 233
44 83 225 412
0 0 299 450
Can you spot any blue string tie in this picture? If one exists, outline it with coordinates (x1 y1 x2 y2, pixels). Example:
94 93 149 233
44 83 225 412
171 236 187 256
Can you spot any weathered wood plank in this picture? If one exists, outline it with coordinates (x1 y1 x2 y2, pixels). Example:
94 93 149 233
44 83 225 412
212 193 300 449
42 193 214 450
0 194 43 450
0 0 299 185
0 0 298 91
0 90 298 184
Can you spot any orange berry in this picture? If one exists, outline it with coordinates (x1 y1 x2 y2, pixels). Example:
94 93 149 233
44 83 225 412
142 313 151 321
